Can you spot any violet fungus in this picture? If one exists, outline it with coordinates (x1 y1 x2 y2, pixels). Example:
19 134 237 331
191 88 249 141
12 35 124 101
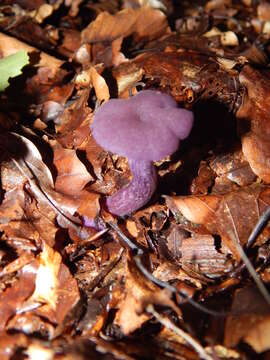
91 90 194 216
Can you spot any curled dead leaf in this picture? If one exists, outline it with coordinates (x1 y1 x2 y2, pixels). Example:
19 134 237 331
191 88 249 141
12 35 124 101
53 144 93 196
237 65 270 182
168 185 270 258
81 7 168 44
242 133 270 183
89 66 110 103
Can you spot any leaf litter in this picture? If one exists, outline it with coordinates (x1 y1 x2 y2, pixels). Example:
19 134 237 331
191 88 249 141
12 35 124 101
0 0 270 359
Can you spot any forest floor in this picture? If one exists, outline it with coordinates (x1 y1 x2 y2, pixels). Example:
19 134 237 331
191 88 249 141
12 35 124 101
0 1 270 359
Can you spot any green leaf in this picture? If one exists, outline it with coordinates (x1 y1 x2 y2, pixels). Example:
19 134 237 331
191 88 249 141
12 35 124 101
0 51 29 91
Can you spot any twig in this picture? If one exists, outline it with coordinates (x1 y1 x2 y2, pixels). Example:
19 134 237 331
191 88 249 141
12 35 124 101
225 203 270 307
108 221 225 317
233 240 270 307
146 304 213 360
246 207 270 248
129 81 146 97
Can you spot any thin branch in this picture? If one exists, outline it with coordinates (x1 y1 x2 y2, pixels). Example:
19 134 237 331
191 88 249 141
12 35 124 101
233 240 270 307
108 221 225 317
246 207 270 248
225 203 270 307
146 304 213 360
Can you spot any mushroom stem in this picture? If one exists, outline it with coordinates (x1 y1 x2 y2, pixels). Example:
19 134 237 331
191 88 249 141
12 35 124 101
106 159 157 216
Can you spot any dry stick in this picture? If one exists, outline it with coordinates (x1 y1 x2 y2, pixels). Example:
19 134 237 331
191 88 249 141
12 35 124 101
236 241 270 307
128 81 146 97
225 203 270 307
146 304 213 360
246 207 270 248
108 221 225 317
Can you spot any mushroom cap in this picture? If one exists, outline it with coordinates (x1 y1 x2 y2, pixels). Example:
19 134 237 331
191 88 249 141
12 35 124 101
91 90 194 161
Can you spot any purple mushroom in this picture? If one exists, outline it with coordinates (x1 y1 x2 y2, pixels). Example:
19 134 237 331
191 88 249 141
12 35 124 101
91 90 194 216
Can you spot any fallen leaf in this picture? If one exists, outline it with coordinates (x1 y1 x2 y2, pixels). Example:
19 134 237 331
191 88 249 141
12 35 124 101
0 261 38 331
114 254 181 335
225 285 270 352
0 32 62 71
89 66 110 103
237 65 270 182
81 7 168 44
29 242 80 325
244 315 270 353
53 144 93 196
168 185 270 258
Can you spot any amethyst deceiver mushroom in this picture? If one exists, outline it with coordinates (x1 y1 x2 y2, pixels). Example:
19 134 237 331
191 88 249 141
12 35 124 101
91 90 194 216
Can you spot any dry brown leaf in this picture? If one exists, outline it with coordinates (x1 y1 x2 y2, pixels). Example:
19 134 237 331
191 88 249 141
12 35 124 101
113 61 144 95
89 66 110 103
244 315 270 353
237 66 270 182
111 37 127 66
55 89 91 137
190 161 215 195
0 133 98 247
168 185 270 258
133 6 170 41
81 7 168 44
85 134 107 180
58 29 81 58
82 9 137 43
0 32 62 71
0 261 38 331
115 255 180 335
51 139 101 221
75 66 110 103
0 252 35 277
209 149 256 191
76 191 101 220
0 180 57 248
53 144 93 196
242 133 270 183
225 286 270 352
29 243 80 325
171 193 221 225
